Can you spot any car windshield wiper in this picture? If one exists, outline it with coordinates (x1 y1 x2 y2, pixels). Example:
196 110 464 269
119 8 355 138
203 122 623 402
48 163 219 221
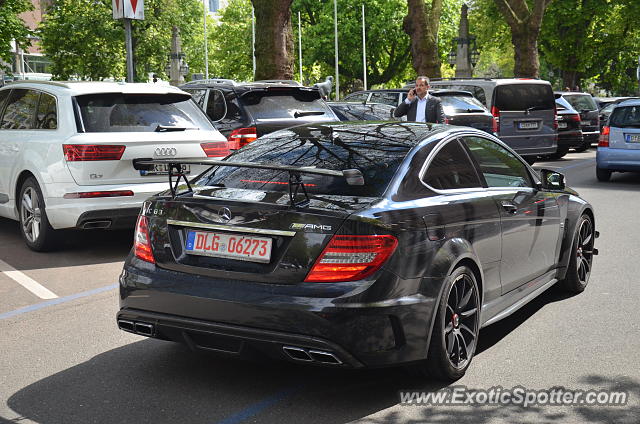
293 110 326 118
525 106 548 114
153 124 197 132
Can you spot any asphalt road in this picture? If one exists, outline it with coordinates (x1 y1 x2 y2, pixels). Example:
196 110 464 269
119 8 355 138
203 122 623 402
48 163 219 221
1 150 639 424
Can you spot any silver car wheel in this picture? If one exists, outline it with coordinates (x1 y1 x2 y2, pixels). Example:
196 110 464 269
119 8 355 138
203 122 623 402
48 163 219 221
21 186 42 243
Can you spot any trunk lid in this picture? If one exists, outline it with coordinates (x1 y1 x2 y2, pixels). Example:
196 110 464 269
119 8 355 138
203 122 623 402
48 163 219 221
148 189 378 283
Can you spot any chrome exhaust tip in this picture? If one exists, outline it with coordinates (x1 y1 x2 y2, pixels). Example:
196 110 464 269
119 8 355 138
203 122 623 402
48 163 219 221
282 346 313 362
308 350 342 365
81 220 112 229
117 319 135 333
134 322 154 337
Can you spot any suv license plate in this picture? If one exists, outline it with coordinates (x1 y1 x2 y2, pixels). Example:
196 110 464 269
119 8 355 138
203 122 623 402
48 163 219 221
140 164 190 176
185 230 272 263
518 122 539 130
626 134 640 143
558 122 568 129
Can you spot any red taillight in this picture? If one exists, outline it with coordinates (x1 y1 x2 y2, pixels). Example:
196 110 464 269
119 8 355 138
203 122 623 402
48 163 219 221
227 127 257 150
201 141 230 157
134 215 155 264
63 190 134 199
570 113 581 122
598 126 610 147
491 106 500 132
491 117 498 133
63 144 125 161
304 235 398 283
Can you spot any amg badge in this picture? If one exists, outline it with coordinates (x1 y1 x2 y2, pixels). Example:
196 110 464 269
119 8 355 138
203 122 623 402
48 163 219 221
290 223 332 232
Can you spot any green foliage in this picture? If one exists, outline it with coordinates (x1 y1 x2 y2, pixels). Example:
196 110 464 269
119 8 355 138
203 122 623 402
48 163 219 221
39 0 205 81
206 0 254 81
467 0 513 77
0 0 34 72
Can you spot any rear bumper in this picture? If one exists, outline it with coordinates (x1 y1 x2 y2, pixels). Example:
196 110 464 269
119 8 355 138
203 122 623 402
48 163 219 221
582 131 600 144
596 147 640 171
118 258 438 368
557 132 583 148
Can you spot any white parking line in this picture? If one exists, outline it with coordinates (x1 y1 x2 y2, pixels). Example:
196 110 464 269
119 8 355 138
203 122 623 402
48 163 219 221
0 259 58 299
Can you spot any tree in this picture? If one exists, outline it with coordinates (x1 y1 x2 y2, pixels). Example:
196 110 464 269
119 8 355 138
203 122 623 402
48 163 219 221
403 0 444 78
492 0 553 78
250 0 294 80
39 0 204 81
0 0 34 72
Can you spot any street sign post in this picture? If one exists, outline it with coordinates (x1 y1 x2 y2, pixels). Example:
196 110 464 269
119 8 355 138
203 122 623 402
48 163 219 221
113 0 144 83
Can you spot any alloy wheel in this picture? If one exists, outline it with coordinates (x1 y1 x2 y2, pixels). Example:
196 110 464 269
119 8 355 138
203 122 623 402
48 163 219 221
444 273 479 369
576 217 594 285
21 186 41 243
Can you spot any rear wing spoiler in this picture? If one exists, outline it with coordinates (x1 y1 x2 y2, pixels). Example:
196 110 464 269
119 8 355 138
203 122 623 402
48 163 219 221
134 158 365 207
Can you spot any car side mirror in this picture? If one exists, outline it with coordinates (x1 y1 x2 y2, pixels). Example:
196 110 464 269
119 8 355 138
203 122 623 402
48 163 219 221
539 169 565 191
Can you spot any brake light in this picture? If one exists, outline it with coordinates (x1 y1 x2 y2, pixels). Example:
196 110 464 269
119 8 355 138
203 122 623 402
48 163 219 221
227 127 257 150
491 117 498 133
63 144 125 161
570 114 581 122
201 141 230 157
63 190 134 199
598 126 610 147
304 235 398 282
491 106 500 132
134 215 155 264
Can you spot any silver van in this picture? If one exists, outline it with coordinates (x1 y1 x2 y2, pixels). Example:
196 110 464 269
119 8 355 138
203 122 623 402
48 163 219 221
430 79 557 163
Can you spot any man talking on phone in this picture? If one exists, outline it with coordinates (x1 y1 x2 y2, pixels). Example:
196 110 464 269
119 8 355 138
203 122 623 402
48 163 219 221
394 76 446 123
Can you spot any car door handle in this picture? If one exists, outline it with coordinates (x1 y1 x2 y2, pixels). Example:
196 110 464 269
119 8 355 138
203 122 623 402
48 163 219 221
501 201 518 214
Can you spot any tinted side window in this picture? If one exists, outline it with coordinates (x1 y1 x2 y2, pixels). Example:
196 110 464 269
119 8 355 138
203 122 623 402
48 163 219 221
463 136 532 188
186 89 207 108
205 89 226 121
344 92 369 103
369 92 399 106
35 93 57 129
423 139 482 190
494 84 555 111
0 89 39 130
0 89 10 118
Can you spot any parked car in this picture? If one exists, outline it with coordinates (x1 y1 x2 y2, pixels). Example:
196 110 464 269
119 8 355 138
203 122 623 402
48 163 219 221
117 121 596 381
0 81 228 251
430 79 558 164
328 102 397 121
594 96 637 110
344 88 496 135
554 92 599 151
181 79 338 150
549 96 583 159
597 97 640 132
596 99 640 181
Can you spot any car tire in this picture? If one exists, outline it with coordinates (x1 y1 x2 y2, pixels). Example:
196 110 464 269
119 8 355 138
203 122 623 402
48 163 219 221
559 214 595 294
574 141 590 152
418 265 481 381
596 167 611 182
18 177 59 252
548 147 569 160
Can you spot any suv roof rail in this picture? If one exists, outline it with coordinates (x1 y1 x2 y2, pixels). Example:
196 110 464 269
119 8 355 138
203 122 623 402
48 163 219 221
184 78 237 86
5 80 72 88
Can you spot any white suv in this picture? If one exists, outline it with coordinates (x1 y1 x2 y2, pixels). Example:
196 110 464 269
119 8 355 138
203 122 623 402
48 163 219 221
0 81 228 251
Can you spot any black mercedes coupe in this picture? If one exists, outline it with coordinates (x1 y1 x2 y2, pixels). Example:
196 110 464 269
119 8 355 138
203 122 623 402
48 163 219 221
117 122 597 381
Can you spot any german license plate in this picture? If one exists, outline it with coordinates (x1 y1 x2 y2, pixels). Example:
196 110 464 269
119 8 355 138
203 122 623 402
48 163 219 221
625 134 640 143
185 230 272 263
140 163 190 176
518 121 539 130
558 122 568 129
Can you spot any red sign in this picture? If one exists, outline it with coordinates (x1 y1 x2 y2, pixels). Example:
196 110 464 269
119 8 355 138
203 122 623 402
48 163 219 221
113 0 144 20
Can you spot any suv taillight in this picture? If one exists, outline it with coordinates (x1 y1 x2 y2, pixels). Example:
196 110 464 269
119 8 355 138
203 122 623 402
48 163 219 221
63 144 125 161
570 114 581 122
491 106 500 132
553 107 558 130
134 215 155 264
201 142 230 157
304 235 398 282
227 127 257 150
598 126 610 147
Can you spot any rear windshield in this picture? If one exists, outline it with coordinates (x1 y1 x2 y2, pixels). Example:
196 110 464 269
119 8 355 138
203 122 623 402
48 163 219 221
555 97 574 111
493 84 555 111
240 89 334 120
75 93 214 132
439 95 486 113
609 105 640 128
563 94 597 111
196 127 411 197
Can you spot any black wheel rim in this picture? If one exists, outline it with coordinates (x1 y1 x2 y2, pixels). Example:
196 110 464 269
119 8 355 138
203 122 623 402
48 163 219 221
444 273 479 369
576 217 594 285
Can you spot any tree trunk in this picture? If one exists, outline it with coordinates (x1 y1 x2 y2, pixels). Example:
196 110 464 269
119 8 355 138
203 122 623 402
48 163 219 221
251 0 294 80
403 0 443 78
494 0 552 78
562 70 580 91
